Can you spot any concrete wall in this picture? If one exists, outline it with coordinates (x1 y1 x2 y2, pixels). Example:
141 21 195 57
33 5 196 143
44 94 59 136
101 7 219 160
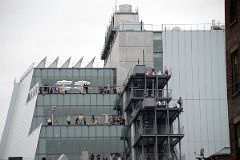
0 67 41 159
105 31 154 86
114 14 139 29
163 30 229 160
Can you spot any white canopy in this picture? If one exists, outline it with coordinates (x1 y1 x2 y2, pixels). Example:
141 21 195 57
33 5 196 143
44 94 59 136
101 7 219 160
74 81 90 86
56 80 73 85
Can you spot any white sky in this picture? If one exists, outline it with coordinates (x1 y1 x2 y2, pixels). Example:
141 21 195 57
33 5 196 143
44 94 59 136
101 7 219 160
0 0 224 140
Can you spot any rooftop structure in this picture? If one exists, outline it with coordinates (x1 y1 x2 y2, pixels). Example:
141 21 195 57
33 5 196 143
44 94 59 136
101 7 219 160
122 65 184 159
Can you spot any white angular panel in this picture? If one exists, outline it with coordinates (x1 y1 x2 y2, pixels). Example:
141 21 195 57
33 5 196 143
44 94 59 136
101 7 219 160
36 57 47 68
61 57 71 68
74 57 84 68
85 57 95 68
48 57 59 68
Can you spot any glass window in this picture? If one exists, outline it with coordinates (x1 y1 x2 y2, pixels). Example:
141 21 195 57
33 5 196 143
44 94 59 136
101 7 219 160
90 94 97 105
230 0 238 23
103 95 110 105
117 139 124 152
37 96 44 105
35 77 42 85
34 69 42 76
48 69 54 77
88 138 96 153
42 69 47 77
153 40 163 53
110 126 117 137
91 105 97 115
66 70 72 77
109 95 116 105
75 127 82 137
95 138 104 153
96 126 103 137
54 126 60 137
103 126 110 137
64 94 71 106
39 138 46 154
117 126 123 137
61 126 67 137
60 69 67 78
82 126 89 137
57 95 64 105
77 95 84 105
73 69 79 77
84 95 91 105
70 94 76 105
97 106 104 115
67 126 75 137
55 69 60 77
52 140 61 154
50 95 57 106
89 126 96 137
46 139 53 154
79 70 85 79
110 138 118 153
153 32 163 53
97 95 104 105
98 70 104 86
103 138 111 153
232 50 239 94
47 127 53 137
153 54 163 72
43 96 50 106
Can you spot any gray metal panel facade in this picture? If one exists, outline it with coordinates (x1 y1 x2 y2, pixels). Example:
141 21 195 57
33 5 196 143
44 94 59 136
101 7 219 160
163 30 229 160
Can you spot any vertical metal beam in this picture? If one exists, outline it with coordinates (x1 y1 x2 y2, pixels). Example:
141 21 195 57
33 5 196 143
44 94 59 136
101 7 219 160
144 75 147 96
142 138 144 160
166 82 171 159
154 108 157 134
178 114 182 160
156 76 159 97
155 136 158 160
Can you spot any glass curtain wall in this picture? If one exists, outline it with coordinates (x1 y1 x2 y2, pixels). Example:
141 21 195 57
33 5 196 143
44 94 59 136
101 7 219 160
153 32 163 72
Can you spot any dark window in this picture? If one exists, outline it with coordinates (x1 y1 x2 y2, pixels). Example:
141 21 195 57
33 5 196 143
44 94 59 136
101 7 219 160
230 0 238 23
8 157 23 160
236 123 240 159
232 50 239 94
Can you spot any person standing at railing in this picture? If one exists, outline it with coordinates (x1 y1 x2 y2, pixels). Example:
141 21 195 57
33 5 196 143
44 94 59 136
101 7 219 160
177 97 183 108
79 114 84 125
164 66 168 75
67 115 71 126
74 114 79 125
107 84 110 93
47 117 52 126
84 83 88 93
113 84 117 93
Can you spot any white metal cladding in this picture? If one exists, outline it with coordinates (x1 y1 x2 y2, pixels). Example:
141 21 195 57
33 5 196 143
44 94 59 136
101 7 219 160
162 30 229 160
0 67 41 159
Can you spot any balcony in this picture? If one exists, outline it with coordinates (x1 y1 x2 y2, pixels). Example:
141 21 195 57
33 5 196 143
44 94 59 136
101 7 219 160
125 89 172 110
134 125 184 146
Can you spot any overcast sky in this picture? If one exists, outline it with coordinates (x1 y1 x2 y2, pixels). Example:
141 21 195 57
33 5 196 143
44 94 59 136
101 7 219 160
0 0 224 140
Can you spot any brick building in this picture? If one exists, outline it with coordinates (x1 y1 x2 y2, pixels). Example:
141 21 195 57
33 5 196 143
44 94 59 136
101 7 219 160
225 0 240 159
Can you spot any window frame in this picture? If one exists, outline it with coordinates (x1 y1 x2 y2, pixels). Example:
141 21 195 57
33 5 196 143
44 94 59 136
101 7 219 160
230 0 238 25
232 50 239 95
